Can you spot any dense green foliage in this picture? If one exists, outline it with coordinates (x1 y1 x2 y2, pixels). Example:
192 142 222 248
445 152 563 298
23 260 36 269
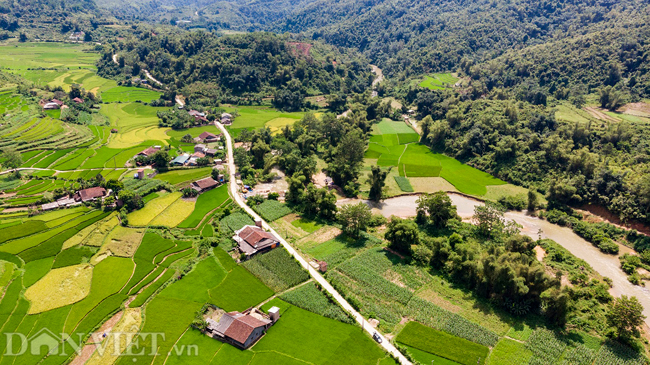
99 31 371 109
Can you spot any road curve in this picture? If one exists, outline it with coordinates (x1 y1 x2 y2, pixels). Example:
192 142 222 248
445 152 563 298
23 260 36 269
216 121 411 365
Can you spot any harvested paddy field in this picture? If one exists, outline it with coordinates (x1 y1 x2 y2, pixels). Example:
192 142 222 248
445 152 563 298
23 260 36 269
127 192 182 226
25 264 93 314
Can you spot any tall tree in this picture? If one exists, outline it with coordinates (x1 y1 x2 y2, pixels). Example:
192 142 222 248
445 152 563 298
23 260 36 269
1 147 22 170
338 202 372 238
416 192 457 228
367 166 389 202
384 216 418 255
328 128 366 196
607 295 646 341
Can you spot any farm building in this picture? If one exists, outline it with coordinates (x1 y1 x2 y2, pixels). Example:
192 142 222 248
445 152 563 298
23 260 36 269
199 131 221 143
69 31 85 41
204 307 278 349
194 144 207 153
221 113 232 125
191 177 219 192
43 102 60 110
170 154 190 166
74 187 107 202
189 110 208 123
233 224 281 258
137 146 161 157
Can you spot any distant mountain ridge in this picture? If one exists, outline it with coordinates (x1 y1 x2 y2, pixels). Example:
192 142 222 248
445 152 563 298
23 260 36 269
95 0 650 80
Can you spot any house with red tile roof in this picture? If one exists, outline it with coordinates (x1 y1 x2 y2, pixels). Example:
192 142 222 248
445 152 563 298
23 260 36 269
233 225 280 257
74 187 107 202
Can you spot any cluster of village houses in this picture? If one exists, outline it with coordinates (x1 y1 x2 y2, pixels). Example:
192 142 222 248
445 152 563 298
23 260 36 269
41 97 85 110
41 186 110 211
37 106 293 348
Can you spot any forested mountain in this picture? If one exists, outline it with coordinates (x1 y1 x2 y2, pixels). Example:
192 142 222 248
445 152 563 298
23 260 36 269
102 0 318 31
99 31 371 108
467 24 650 100
274 0 650 79
0 0 109 40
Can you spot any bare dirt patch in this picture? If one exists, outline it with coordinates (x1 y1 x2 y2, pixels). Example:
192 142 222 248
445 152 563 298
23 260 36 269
584 107 620 123
534 246 546 262
619 102 650 117
416 288 462 314
1 207 28 213
69 344 97 365
286 42 312 59
307 226 342 245
89 311 124 343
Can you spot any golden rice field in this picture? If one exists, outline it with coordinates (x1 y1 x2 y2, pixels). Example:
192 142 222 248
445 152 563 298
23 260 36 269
127 192 182 226
107 126 171 149
99 226 146 257
25 264 93 314
149 197 196 227
86 308 143 365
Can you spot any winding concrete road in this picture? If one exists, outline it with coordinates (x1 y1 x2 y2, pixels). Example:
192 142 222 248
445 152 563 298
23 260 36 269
216 121 411 365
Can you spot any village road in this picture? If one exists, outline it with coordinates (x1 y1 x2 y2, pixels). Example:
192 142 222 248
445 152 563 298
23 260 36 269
216 121 412 365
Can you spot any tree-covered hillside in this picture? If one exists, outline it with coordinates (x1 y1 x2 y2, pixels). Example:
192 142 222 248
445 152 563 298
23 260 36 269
273 0 650 79
102 0 318 31
0 0 111 41
99 30 371 109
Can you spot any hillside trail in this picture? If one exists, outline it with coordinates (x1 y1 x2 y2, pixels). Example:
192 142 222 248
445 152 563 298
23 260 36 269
216 120 412 365
339 193 650 327
370 65 383 98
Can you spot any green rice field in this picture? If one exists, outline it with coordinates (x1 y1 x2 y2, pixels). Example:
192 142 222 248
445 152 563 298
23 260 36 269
419 73 459 90
366 119 505 195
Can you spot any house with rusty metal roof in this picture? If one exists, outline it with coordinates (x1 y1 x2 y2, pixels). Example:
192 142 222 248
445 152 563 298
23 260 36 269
204 307 277 349
233 224 280 257
191 177 219 192
199 131 221 143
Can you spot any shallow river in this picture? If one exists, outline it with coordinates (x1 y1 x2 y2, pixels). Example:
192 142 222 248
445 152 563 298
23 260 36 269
342 193 650 325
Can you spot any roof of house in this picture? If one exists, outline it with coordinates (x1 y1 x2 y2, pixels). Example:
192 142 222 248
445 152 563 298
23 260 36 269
192 177 218 190
51 99 64 106
234 226 280 254
170 154 190 165
222 113 232 118
73 97 84 103
199 131 218 139
223 314 268 345
195 144 206 150
138 146 160 157
206 148 218 155
192 152 205 158
188 110 205 117
77 187 107 201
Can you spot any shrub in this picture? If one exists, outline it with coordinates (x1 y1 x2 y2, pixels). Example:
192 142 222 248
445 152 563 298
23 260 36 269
497 195 527 211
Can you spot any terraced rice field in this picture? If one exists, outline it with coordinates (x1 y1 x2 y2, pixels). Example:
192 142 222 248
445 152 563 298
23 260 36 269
100 103 170 148
128 192 183 226
101 86 161 103
224 106 304 137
